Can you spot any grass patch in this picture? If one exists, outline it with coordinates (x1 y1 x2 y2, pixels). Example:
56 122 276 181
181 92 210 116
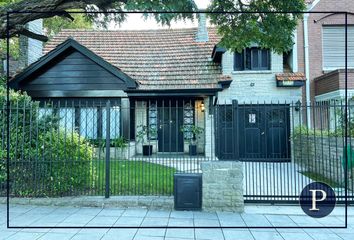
301 171 343 188
93 160 176 195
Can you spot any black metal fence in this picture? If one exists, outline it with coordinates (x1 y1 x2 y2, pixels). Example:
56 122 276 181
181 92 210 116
1 99 353 203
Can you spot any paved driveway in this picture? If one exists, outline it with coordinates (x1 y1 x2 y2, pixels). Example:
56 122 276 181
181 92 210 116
1 204 353 240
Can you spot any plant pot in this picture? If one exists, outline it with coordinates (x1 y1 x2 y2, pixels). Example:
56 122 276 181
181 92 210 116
143 145 153 156
189 144 197 156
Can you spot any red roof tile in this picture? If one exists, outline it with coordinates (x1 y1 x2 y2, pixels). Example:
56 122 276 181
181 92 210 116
276 72 306 81
44 28 230 90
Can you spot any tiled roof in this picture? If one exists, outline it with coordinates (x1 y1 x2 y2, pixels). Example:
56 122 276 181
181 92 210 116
276 72 306 81
44 28 230 90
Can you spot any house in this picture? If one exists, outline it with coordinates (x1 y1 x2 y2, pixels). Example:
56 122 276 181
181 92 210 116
9 14 306 161
296 0 354 128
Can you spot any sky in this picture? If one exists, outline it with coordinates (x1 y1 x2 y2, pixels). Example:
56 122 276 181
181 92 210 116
109 0 211 30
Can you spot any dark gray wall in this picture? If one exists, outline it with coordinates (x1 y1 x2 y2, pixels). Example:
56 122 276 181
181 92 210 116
19 49 127 97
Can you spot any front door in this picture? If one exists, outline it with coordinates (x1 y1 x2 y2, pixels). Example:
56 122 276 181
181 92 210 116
158 101 184 152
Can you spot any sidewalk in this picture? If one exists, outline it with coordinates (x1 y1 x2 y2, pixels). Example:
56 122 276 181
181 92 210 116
1 204 353 240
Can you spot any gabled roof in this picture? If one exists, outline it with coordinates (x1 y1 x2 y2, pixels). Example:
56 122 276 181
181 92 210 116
43 28 231 91
10 38 137 89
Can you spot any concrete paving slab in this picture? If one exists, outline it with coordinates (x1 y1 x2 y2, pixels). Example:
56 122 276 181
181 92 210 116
141 217 169 227
85 216 118 227
103 228 137 240
1 204 354 240
146 210 171 218
195 229 224 240
165 228 194 239
37 232 74 240
250 231 284 240
136 228 166 237
279 232 314 240
4 231 44 240
122 209 148 217
222 229 255 240
168 218 194 227
193 218 220 227
170 211 194 219
114 216 144 226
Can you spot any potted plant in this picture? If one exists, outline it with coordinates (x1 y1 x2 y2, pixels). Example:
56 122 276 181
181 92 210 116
180 125 204 156
136 125 157 156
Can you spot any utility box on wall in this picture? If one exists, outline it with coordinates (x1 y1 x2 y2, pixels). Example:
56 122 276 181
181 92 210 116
174 173 202 211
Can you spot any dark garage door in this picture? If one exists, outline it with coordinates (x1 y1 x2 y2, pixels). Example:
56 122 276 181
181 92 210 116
216 103 290 161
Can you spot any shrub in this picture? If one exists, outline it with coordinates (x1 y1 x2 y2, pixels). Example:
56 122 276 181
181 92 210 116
6 129 96 197
0 82 96 196
292 125 345 139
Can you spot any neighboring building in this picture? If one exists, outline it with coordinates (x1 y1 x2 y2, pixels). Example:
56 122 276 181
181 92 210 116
297 1 354 112
295 0 354 129
9 15 305 161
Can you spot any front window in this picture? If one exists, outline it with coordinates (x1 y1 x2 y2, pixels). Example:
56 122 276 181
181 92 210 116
234 47 271 71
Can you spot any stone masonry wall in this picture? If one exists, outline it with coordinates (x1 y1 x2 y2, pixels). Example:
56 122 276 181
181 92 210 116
293 136 354 189
201 161 244 212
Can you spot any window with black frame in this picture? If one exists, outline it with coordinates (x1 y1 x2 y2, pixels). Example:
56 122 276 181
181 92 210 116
234 47 270 71
148 101 158 140
183 102 194 141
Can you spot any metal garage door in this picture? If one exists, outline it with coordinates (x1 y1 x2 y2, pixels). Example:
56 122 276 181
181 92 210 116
215 102 290 161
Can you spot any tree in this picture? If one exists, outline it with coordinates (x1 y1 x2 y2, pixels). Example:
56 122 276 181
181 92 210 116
0 0 306 53
0 0 197 42
44 12 93 37
208 0 306 53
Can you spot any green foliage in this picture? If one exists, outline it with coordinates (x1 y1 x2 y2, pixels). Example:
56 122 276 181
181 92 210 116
0 84 96 197
0 37 19 60
208 0 306 53
44 12 93 38
180 124 204 145
136 124 157 144
301 171 343 188
292 126 344 139
89 136 128 148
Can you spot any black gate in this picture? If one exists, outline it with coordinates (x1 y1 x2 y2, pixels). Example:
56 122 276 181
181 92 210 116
216 101 291 161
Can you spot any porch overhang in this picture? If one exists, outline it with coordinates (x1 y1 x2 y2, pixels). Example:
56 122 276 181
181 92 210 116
126 88 222 97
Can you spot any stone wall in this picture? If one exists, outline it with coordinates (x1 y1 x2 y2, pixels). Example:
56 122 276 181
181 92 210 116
201 161 244 212
293 136 354 188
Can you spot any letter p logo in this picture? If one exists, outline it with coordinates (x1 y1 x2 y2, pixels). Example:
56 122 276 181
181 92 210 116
300 182 336 218
309 189 327 211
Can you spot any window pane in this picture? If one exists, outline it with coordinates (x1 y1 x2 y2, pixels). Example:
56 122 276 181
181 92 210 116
59 108 75 131
234 51 244 70
252 48 259 69
148 102 157 140
80 108 98 139
261 49 270 69
38 107 53 119
183 102 194 140
245 48 252 70
102 106 120 139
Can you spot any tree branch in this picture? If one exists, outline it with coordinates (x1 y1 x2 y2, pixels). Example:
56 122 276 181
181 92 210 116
0 0 127 40
15 26 49 42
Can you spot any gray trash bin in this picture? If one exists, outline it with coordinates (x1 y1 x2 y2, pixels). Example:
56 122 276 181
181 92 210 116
174 173 202 211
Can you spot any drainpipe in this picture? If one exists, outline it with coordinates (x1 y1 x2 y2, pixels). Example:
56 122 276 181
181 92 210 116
304 13 311 128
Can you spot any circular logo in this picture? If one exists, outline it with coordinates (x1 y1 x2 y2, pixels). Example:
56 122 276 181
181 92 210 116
299 182 336 218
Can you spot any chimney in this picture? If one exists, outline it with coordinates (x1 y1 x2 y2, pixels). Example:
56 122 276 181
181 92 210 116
19 19 43 69
195 13 209 42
